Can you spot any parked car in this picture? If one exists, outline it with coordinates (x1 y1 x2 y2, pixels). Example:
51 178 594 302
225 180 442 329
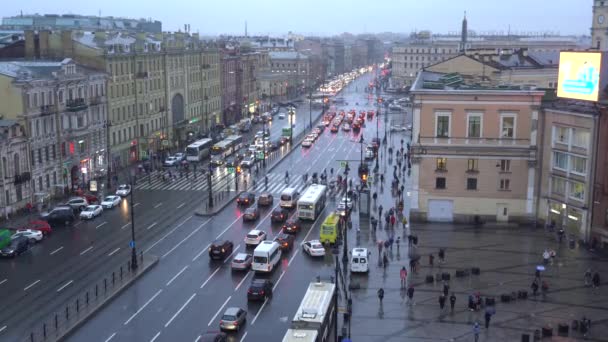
81 193 98 204
11 229 43 244
40 206 75 226
247 279 273 301
1 236 30 257
65 197 88 211
236 192 255 206
230 253 253 271
243 207 259 222
240 157 255 169
19 220 52 236
302 240 326 257
80 205 103 219
209 240 234 260
257 193 273 207
271 208 289 223
116 184 131 197
282 220 300 234
274 233 295 251
174 152 186 161
219 307 247 332
101 196 121 209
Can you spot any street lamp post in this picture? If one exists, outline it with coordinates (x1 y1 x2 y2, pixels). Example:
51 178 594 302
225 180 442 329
342 162 350 263
207 166 214 208
262 119 267 168
129 179 138 270
375 101 380 170
289 107 295 144
106 122 112 189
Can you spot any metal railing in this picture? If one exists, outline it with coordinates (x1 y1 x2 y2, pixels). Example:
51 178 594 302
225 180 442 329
419 136 531 147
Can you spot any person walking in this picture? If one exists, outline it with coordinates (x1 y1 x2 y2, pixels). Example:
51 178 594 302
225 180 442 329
439 294 446 310
449 293 456 311
531 279 539 296
408 234 413 246
473 322 480 342
378 205 383 219
402 216 408 229
429 253 435 267
377 288 385 304
592 272 600 288
378 240 384 256
400 267 408 288
407 285 415 304
443 282 450 297
584 269 592 287
484 309 492 328
390 214 396 229
438 248 446 263
383 252 389 269
409 259 416 274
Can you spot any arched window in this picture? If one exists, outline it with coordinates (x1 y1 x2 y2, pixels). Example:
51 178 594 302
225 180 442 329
13 153 20 175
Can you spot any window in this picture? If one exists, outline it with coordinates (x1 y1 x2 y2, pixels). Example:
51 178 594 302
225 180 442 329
500 115 515 138
436 158 447 171
467 159 478 172
554 126 569 144
45 147 49 161
436 114 450 137
467 178 477 190
500 160 511 172
572 129 590 148
570 156 587 175
553 152 568 170
499 179 510 190
435 177 446 189
551 177 566 195
569 181 585 201
467 115 481 138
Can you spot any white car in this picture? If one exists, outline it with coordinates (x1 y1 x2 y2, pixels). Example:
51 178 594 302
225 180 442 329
101 196 121 209
336 203 348 216
302 240 326 257
80 205 103 219
116 184 131 197
245 229 267 246
342 124 351 131
11 229 43 243
231 253 253 271
340 197 354 209
278 113 286 119
241 157 255 168
174 152 186 161
302 138 314 148
164 156 179 166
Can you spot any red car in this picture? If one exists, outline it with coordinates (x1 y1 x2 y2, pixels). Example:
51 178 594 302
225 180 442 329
21 220 52 235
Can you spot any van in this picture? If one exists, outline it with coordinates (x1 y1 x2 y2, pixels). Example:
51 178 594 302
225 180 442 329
280 187 299 209
320 213 339 244
252 241 281 273
0 229 12 249
350 248 370 273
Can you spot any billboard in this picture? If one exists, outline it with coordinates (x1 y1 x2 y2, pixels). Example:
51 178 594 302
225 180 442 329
557 52 602 102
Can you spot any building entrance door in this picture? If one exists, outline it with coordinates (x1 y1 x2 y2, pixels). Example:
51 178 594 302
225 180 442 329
496 204 509 222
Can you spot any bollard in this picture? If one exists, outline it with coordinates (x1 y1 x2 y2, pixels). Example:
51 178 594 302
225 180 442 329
43 323 46 338
30 332 34 342
95 284 98 297
104 278 107 291
76 298 79 312
112 272 115 284
55 314 58 329
120 266 123 279
66 306 69 320
86 291 89 304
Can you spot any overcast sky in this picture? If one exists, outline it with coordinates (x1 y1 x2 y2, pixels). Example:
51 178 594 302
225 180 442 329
0 0 591 36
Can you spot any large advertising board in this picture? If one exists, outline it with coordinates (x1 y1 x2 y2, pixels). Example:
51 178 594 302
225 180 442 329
557 52 602 102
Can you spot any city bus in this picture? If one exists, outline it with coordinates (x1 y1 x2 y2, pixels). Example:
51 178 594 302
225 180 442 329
297 184 327 220
210 135 243 158
319 213 339 244
282 281 336 342
185 138 213 162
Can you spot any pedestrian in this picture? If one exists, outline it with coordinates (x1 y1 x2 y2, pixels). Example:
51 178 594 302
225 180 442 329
407 285 415 304
378 205 383 219
383 252 389 269
543 249 550 265
439 294 446 310
473 322 480 342
429 253 435 266
531 279 539 296
438 248 445 263
377 288 384 303
378 240 383 256
400 267 408 288
402 216 408 229
443 282 450 297
584 269 592 287
407 234 413 246
409 259 415 273
593 272 600 288
371 217 378 231
484 310 492 328
449 292 456 311
390 214 396 228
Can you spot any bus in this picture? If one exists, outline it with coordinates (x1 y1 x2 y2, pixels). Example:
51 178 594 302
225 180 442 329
185 138 213 162
225 135 244 150
282 281 337 342
210 135 243 158
320 213 339 244
252 241 282 273
297 184 327 220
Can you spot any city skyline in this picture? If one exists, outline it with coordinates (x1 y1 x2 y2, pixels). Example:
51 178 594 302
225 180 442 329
1 0 591 36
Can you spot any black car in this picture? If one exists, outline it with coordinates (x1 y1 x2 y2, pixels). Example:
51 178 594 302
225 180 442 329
269 141 280 151
209 240 234 260
275 233 295 251
1 236 30 257
271 208 289 223
247 279 273 301
41 206 75 226
282 220 300 234
200 332 227 342
237 192 255 206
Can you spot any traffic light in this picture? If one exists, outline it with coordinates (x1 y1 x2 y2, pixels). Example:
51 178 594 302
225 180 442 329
236 166 242 174
361 173 367 183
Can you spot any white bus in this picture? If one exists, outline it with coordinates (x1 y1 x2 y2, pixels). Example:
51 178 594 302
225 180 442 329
297 184 327 220
283 281 336 342
185 138 213 162
280 187 300 209
211 135 244 158
252 241 281 273
225 135 244 151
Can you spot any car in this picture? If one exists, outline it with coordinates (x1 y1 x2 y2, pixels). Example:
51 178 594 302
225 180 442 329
101 196 121 209
240 157 254 168
247 279 273 301
231 253 252 271
279 136 289 145
342 123 351 131
271 208 289 223
116 184 131 197
225 156 241 168
174 152 186 161
40 206 75 226
316 124 326 132
336 202 348 216
209 240 234 260
301 138 313 148
81 193 98 204
20 220 52 236
371 138 381 150
257 193 273 207
330 125 339 133
340 197 354 209
1 236 30 257
278 113 286 119
200 332 228 342
243 207 259 221
164 156 179 166
65 197 88 211
245 229 267 246
219 307 247 332
11 229 43 243
210 155 225 167
236 192 255 206
80 205 103 219
302 240 326 257
269 141 280 151
282 220 300 234
274 233 295 251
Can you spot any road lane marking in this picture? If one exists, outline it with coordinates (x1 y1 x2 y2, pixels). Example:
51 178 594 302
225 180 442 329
235 272 252 291
80 246 93 256
288 250 299 267
57 280 73 292
24 279 40 291
0 326 6 333
273 271 286 291
146 222 158 230
50 246 64 255
144 216 202 255
108 248 121 257
0 279 6 286
134 202 141 207
192 243 211 262
200 267 220 289
240 331 248 342
162 223 204 259
223 244 240 264
124 289 163 325
121 222 131 230
177 202 186 209
207 296 231 326
166 265 189 286
251 298 268 325
96 222 107 229
150 331 161 342
74 221 83 227
104 332 116 342
154 202 163 209
215 215 243 239
165 293 197 328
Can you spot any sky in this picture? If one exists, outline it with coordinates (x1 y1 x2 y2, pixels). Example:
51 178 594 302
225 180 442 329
0 0 591 36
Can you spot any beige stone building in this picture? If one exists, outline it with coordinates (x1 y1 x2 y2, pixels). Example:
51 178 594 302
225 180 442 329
0 120 31 214
410 71 545 224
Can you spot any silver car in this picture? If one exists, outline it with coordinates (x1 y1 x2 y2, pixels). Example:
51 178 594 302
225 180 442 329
230 253 252 271
219 307 247 332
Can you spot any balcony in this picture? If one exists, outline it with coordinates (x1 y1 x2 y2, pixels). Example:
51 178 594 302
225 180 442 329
14 172 31 185
135 71 148 78
419 136 531 147
90 96 103 106
40 105 55 116
66 98 88 112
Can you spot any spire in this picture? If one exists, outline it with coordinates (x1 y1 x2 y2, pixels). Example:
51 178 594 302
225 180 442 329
245 21 248 37
460 11 468 53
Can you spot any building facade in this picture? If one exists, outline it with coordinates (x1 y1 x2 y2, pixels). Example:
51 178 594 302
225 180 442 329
591 0 608 50
221 53 241 125
410 71 544 224
2 14 162 33
0 120 31 215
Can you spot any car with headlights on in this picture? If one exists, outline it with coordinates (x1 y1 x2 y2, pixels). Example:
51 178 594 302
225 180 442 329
209 240 234 260
302 240 326 257
282 220 300 234
116 184 131 197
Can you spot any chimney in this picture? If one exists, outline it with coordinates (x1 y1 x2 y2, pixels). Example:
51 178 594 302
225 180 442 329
25 30 36 59
61 30 74 58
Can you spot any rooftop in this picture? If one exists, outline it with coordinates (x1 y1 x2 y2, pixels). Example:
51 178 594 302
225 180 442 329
412 70 544 93
269 51 308 60
542 98 600 116
0 58 101 79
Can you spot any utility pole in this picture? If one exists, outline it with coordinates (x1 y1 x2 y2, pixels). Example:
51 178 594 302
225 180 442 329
129 178 138 270
334 255 339 342
207 165 214 208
